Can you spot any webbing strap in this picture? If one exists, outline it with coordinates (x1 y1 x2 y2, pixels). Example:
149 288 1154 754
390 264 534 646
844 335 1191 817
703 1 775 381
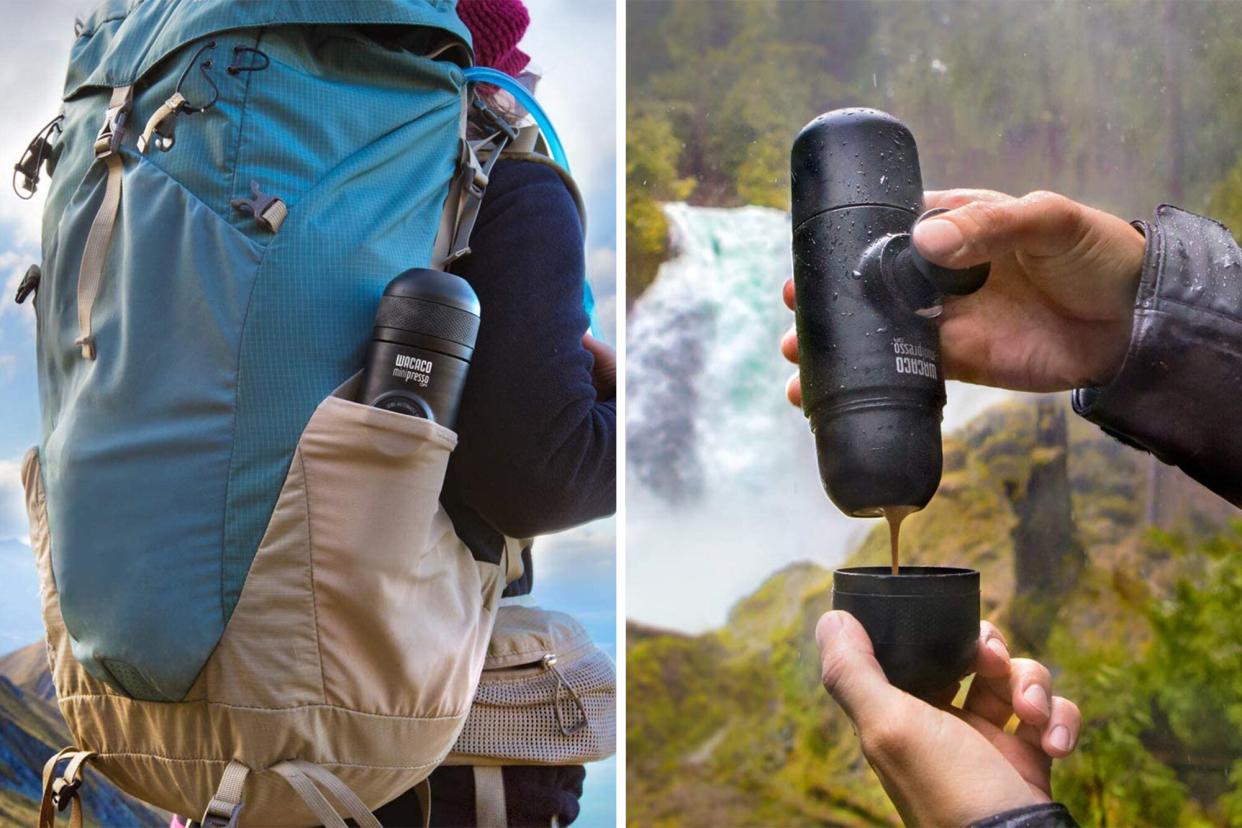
38 747 76 828
38 747 96 828
432 89 515 270
503 536 529 585
76 85 133 360
415 778 432 828
272 761 348 828
136 92 186 153
444 136 507 267
201 760 250 827
287 760 381 828
431 87 471 267
473 766 507 827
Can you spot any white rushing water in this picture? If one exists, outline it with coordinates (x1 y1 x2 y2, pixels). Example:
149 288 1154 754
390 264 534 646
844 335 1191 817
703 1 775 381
626 203 1012 633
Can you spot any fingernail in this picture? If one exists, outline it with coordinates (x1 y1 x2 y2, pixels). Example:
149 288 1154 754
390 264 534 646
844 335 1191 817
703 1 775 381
1049 724 1072 753
815 612 844 647
1023 684 1051 717
986 637 1009 661
912 218 964 258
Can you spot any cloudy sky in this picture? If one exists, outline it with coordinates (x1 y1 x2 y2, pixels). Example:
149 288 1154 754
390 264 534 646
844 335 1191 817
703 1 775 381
0 0 616 821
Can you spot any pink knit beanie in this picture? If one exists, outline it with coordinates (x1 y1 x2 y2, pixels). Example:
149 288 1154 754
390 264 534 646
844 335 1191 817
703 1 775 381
457 0 531 77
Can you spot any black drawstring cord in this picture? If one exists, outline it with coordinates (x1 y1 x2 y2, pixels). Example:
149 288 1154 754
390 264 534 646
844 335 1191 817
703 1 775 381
174 40 220 113
227 45 270 76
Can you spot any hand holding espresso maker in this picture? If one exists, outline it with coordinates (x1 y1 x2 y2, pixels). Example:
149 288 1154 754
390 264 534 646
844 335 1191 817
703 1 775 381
793 108 989 697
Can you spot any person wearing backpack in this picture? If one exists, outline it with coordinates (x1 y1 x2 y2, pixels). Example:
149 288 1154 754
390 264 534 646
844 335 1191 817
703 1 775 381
18 1 613 826
370 1 617 824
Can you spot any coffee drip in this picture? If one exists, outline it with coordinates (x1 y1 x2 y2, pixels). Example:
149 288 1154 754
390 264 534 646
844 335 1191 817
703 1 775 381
882 505 918 575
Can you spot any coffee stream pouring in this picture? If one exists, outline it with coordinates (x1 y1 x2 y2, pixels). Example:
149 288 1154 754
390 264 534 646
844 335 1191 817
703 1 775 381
790 108 990 520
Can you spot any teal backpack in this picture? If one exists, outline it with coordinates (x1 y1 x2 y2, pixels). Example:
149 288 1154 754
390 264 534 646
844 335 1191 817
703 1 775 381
15 1 587 825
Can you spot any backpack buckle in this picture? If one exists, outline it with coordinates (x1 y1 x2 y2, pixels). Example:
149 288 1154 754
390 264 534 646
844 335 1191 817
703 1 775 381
50 777 81 812
471 96 519 143
93 87 133 160
200 803 242 828
15 264 40 305
230 180 288 233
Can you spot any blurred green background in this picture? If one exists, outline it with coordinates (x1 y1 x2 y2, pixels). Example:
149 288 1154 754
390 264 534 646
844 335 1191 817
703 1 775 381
625 2 1242 826
626 0 1242 302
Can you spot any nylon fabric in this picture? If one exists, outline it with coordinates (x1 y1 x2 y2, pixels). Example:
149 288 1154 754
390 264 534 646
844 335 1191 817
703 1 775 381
42 157 262 701
36 5 471 700
63 0 471 99
23 390 507 824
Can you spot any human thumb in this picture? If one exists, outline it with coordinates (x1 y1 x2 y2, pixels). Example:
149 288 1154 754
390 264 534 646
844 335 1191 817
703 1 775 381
912 190 1085 270
816 610 905 730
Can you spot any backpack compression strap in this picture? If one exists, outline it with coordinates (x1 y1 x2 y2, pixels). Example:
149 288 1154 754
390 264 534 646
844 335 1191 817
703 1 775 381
199 759 418 828
473 766 507 826
38 747 97 828
75 85 133 360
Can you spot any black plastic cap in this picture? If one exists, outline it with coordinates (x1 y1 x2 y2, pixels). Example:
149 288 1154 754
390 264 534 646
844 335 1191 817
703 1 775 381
384 268 481 318
791 108 923 229
833 566 979 698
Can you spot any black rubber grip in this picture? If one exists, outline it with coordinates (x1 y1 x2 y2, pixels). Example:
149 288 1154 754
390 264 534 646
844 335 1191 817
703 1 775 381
375 296 480 349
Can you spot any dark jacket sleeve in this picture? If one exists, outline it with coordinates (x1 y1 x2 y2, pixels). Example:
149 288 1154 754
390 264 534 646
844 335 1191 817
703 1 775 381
442 160 615 540
971 803 1078 828
1073 205 1242 507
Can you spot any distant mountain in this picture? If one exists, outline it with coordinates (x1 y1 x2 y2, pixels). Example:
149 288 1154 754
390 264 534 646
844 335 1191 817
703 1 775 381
0 644 163 826
626 396 1236 827
0 643 54 702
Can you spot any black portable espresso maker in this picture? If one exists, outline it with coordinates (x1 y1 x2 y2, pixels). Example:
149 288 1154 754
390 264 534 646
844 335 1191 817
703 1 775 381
792 108 986 697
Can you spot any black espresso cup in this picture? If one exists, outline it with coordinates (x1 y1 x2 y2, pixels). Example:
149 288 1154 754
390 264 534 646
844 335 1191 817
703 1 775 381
832 566 979 698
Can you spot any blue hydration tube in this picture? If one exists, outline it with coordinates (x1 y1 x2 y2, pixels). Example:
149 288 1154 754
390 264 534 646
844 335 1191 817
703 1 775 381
462 66 598 334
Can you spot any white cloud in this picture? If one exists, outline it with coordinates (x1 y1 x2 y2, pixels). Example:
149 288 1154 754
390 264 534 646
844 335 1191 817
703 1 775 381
0 455 30 542
523 1 618 343
588 245 616 342
0 0 85 250
523 0 617 213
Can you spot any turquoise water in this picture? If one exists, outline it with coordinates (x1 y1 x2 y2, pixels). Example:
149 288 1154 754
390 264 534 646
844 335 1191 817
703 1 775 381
626 204 1012 633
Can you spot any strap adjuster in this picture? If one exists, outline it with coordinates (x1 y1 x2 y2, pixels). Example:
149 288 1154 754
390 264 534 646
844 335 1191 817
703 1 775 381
50 777 81 812
15 264 40 305
93 87 133 159
200 802 242 828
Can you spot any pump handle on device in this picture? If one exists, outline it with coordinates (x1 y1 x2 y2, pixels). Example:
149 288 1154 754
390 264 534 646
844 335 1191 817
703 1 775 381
905 208 990 296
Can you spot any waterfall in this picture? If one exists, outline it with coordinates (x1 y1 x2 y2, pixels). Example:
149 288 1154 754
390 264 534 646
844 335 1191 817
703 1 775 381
626 203 1012 632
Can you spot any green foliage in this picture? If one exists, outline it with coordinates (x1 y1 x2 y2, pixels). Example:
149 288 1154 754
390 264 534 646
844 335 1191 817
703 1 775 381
626 111 695 300
627 0 1242 301
1050 524 1242 826
628 396 1239 827
1208 154 1242 245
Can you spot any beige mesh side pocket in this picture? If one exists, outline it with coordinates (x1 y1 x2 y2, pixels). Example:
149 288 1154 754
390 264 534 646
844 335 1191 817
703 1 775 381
445 605 617 766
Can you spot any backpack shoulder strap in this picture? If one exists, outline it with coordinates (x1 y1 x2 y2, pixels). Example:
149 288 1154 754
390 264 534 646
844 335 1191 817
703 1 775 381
503 535 529 585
